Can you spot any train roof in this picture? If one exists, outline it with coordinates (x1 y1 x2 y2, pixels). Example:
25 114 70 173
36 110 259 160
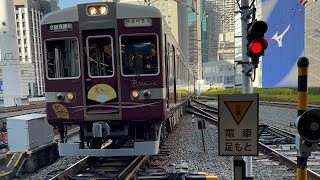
41 2 162 25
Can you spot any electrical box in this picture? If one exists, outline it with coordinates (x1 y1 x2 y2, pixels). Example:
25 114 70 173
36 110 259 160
6 114 54 152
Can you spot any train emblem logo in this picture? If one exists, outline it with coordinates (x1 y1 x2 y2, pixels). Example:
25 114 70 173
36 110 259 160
52 103 69 119
87 84 117 103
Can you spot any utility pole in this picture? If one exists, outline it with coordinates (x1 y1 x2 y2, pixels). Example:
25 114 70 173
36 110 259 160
240 0 253 178
241 0 252 94
240 0 268 178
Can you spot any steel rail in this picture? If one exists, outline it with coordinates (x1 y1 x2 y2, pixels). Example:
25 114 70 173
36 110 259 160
123 155 149 180
50 156 92 180
259 142 320 180
193 99 218 110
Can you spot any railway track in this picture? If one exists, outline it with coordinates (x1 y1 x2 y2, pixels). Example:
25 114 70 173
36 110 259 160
189 99 320 180
0 103 45 113
195 95 320 109
49 156 148 180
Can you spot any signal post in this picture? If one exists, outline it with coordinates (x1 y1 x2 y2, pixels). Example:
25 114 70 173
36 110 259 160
295 57 320 180
239 0 268 179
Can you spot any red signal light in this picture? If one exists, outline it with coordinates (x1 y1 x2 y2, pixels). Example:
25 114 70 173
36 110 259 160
249 38 268 56
251 42 263 54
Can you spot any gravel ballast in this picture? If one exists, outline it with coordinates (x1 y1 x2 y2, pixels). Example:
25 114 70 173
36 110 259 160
163 111 296 179
19 103 298 179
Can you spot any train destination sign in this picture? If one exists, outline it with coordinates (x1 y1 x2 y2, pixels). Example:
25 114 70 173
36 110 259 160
218 94 258 156
48 23 73 32
124 18 152 27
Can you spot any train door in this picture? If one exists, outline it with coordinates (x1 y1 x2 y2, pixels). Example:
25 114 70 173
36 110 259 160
164 34 169 108
82 30 120 120
172 45 177 104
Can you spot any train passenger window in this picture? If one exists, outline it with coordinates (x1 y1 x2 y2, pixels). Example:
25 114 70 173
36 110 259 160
87 36 114 77
45 38 80 79
121 34 159 76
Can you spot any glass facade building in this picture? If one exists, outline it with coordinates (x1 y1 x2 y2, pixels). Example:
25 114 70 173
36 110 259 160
187 0 207 76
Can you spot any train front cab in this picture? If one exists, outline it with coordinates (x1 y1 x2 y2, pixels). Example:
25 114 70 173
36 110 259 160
42 3 166 156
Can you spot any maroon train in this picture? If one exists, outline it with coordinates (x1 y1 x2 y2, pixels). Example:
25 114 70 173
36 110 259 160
41 2 195 156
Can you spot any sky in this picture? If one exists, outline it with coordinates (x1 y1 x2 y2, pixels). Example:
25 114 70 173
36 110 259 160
60 0 103 9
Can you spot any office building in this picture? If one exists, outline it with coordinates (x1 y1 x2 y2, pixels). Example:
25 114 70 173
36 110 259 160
206 0 234 62
13 0 60 97
305 1 320 87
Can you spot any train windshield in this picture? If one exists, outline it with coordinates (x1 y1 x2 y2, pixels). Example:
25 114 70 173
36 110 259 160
87 36 114 77
45 38 80 79
121 35 159 76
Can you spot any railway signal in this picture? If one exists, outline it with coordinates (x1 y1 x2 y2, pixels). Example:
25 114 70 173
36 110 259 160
296 109 320 153
246 20 268 65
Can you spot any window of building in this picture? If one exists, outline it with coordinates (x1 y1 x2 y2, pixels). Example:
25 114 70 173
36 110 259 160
22 22 25 27
23 30 26 35
22 13 25 19
211 77 216 84
19 48 21 53
224 76 234 84
217 76 223 83
18 39 21 44
219 65 223 71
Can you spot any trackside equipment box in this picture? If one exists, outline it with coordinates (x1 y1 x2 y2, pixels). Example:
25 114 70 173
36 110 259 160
6 114 54 152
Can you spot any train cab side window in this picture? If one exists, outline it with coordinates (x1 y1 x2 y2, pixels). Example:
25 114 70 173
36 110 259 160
45 38 80 79
121 35 159 76
87 36 114 77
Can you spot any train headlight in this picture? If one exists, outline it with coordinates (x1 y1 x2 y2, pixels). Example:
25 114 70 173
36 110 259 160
88 7 97 15
99 6 108 15
67 93 75 100
132 90 139 99
143 90 151 98
56 93 64 101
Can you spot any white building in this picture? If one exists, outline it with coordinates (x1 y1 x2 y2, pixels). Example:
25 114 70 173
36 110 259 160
0 0 23 107
10 0 60 97
203 30 236 88
202 59 235 88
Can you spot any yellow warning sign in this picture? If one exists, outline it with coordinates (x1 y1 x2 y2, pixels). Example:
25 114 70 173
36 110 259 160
224 101 253 125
